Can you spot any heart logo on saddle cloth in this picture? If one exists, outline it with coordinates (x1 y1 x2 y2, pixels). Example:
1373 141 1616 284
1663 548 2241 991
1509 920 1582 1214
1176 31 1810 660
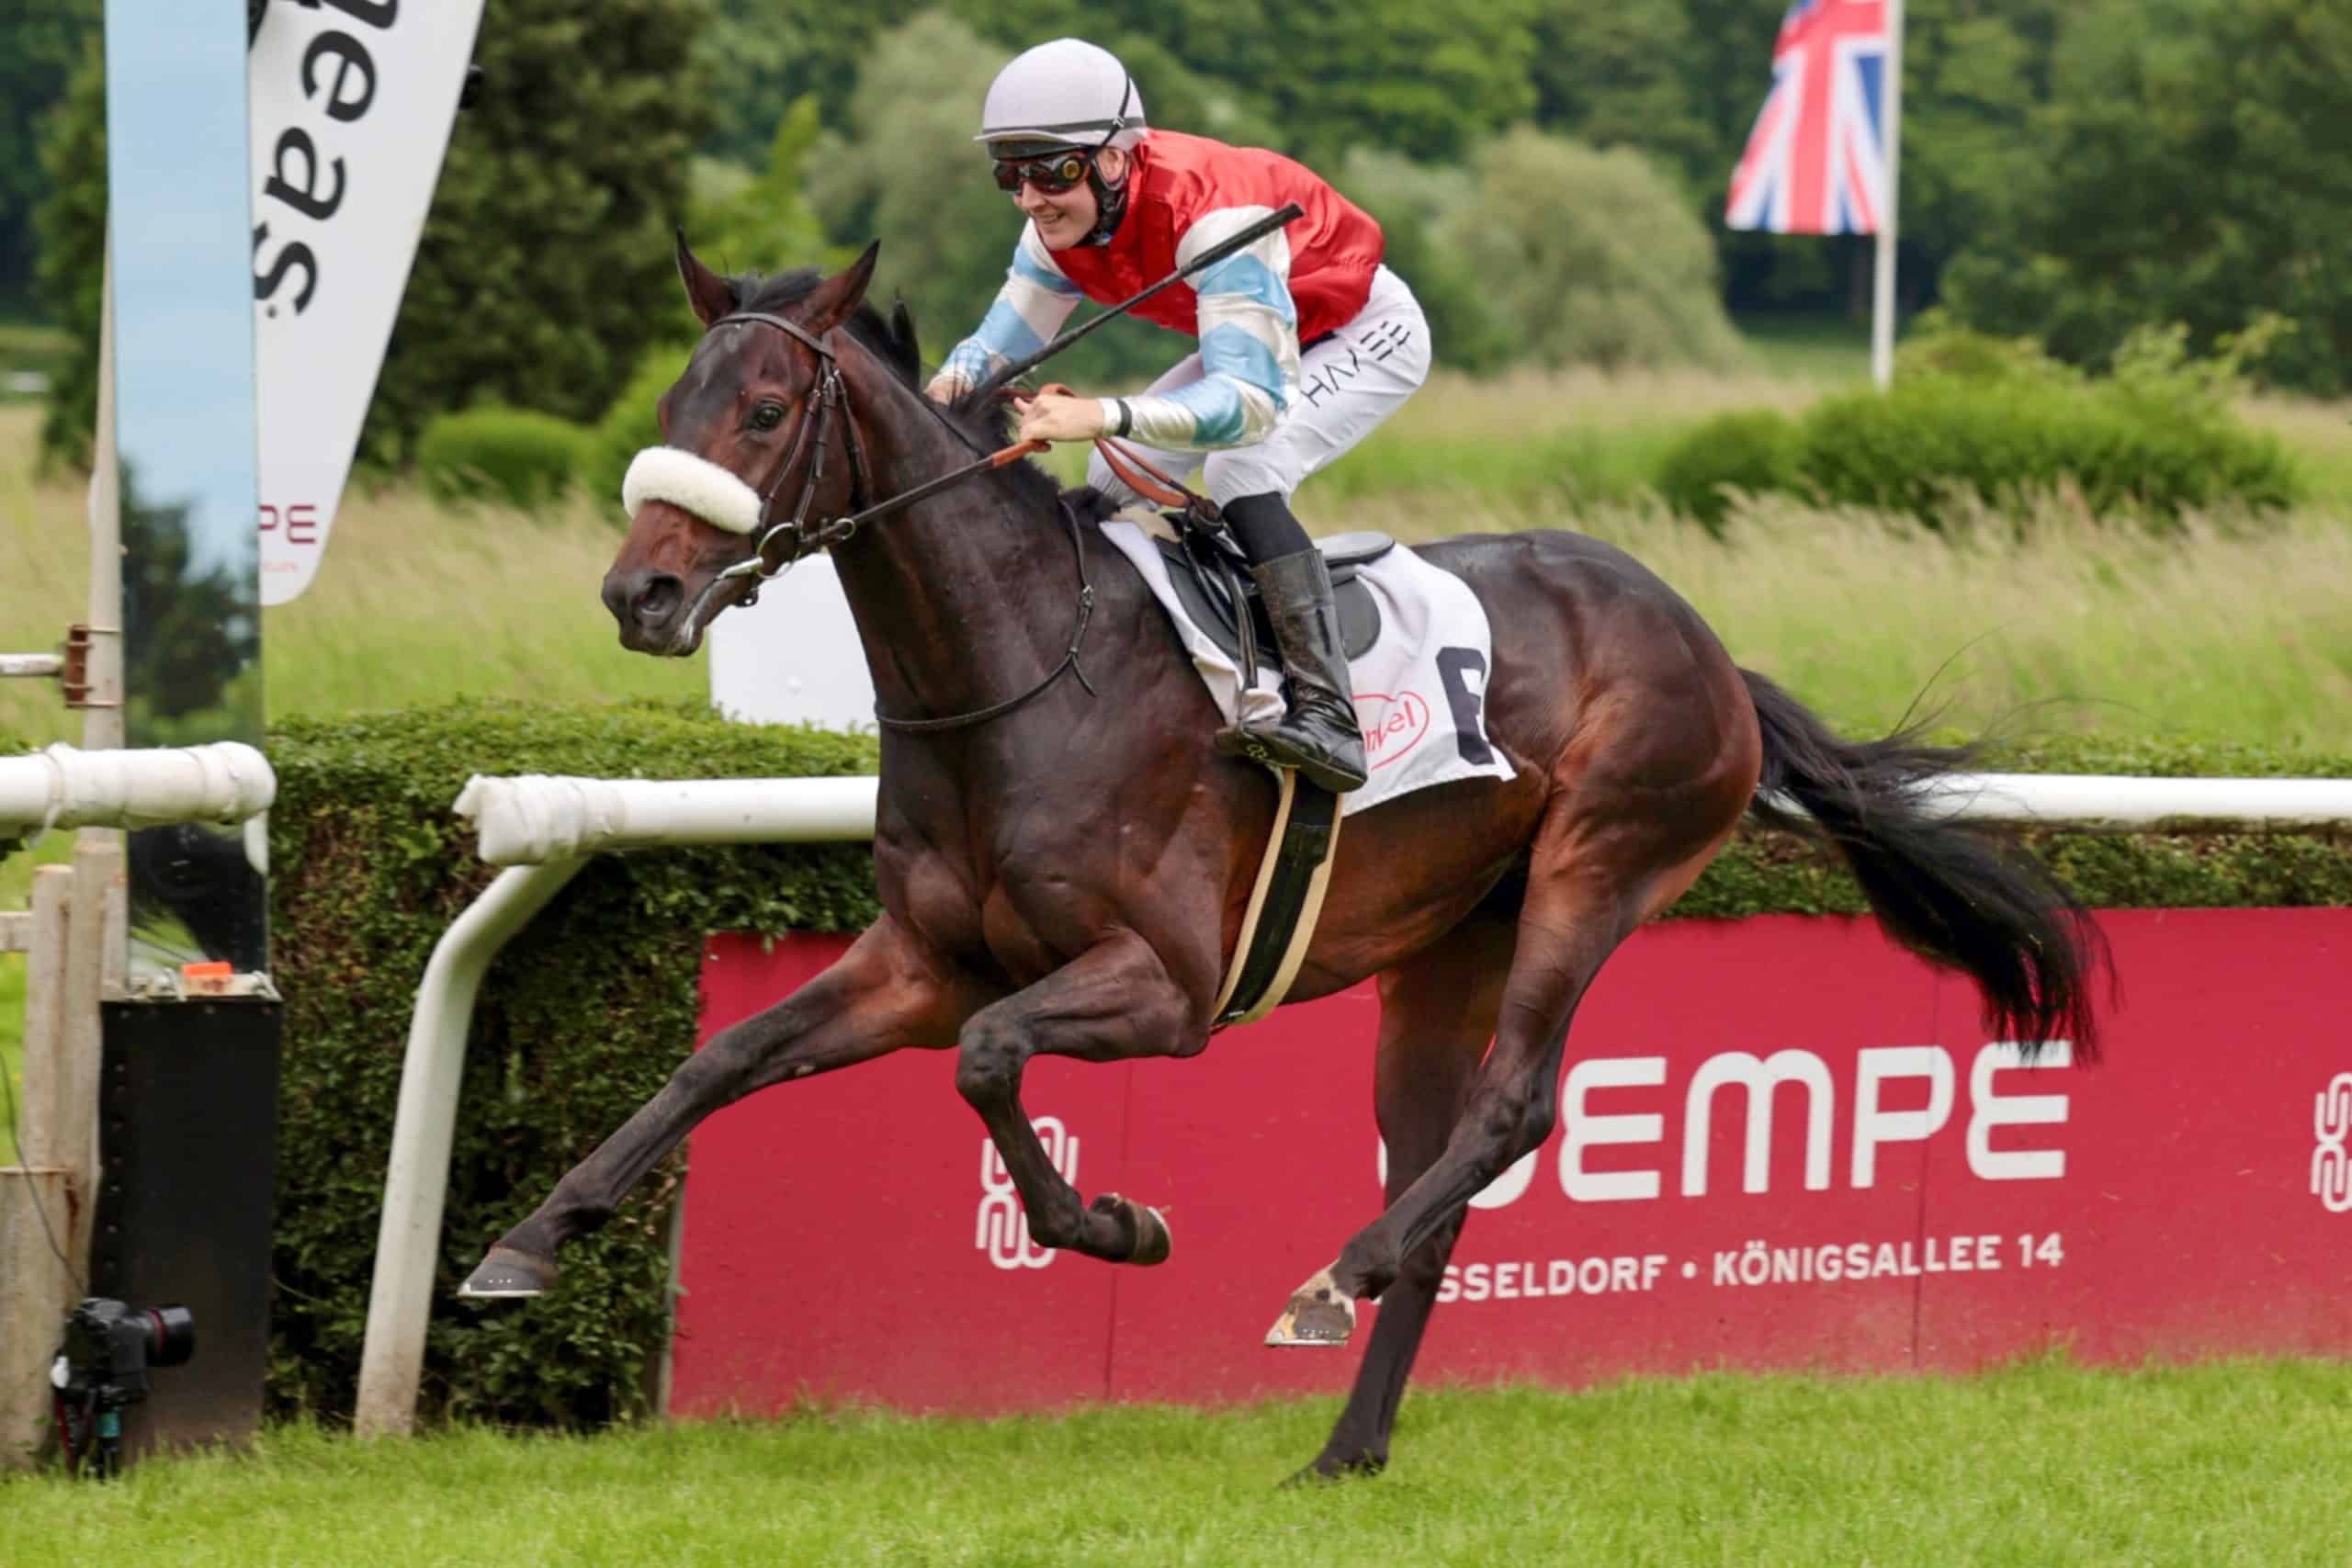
1098 508 1516 818
1356 690 1433 771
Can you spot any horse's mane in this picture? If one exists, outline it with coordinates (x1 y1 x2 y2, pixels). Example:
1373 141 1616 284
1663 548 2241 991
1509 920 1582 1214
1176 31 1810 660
734 267 1067 517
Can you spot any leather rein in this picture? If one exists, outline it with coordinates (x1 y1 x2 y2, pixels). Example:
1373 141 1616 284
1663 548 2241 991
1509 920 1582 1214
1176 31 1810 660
693 309 1211 735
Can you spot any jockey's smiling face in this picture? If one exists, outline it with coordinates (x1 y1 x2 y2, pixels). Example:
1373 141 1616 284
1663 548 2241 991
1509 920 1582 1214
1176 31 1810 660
1007 147 1128 250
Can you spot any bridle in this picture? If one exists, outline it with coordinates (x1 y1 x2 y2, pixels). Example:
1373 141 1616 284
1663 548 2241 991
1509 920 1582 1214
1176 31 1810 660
702 310 876 592
677 308 1104 735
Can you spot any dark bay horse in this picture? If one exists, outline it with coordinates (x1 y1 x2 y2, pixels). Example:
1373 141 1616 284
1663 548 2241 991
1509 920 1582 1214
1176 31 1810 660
467 242 2101 1480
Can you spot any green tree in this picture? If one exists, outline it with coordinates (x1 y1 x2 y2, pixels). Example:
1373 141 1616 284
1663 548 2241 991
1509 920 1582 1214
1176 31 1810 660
1444 130 1746 372
803 12 1014 372
1940 0 2352 392
0 0 98 317
694 0 922 164
687 96 843 277
1530 0 1717 197
1269 0 1544 165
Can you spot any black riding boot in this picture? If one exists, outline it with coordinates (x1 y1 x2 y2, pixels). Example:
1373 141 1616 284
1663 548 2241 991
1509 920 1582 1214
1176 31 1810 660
1212 494 1368 793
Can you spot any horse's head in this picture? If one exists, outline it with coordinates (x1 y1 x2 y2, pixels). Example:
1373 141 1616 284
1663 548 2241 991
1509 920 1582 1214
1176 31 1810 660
603 237 881 656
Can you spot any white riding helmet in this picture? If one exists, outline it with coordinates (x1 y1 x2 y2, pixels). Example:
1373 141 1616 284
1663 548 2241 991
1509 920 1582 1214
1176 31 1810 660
975 39 1147 158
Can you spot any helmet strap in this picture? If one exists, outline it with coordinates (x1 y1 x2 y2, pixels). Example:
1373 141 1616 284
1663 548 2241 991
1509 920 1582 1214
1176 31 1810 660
1080 75 1136 246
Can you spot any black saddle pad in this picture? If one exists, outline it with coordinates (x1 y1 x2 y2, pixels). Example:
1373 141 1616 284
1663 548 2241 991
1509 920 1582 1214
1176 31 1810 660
1152 526 1394 676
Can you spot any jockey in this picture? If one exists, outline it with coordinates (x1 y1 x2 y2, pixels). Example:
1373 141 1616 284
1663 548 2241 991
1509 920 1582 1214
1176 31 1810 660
927 39 1433 795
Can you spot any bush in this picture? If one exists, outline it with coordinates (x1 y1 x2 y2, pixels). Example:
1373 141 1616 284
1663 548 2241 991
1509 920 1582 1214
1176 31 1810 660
415 408 594 514
1651 411 1804 532
582 343 696 520
1798 374 2301 526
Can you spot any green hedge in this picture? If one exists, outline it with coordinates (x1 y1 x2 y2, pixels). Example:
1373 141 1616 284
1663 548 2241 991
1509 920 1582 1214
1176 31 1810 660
266 702 881 1427
1797 374 2301 525
252 704 2350 1427
1650 410 1804 533
1648 321 2306 529
415 408 594 515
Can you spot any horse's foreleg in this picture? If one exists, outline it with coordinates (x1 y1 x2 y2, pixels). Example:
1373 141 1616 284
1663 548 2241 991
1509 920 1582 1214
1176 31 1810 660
1297 914 1513 1483
954 930 1201 1266
462 917 974 1298
1270 856 1637 1344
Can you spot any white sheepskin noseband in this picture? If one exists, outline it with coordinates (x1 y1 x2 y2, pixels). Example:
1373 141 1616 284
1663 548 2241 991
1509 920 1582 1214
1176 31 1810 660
621 446 763 536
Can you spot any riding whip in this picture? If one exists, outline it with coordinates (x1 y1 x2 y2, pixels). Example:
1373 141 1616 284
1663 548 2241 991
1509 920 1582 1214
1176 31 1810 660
967 201 1305 404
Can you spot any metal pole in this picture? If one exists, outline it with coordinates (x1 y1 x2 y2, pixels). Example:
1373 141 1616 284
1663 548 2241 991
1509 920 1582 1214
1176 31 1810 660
84 245 124 753
1871 0 1906 391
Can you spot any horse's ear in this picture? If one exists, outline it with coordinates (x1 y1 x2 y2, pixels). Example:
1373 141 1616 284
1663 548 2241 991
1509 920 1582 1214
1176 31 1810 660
674 230 737 328
796 242 881 339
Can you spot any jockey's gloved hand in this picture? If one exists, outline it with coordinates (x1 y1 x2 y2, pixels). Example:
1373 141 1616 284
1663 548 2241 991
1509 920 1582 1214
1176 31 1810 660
924 372 971 406
1014 391 1108 445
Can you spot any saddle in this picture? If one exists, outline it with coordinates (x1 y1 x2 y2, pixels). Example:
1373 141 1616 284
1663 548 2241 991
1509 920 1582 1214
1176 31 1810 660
1150 524 1396 676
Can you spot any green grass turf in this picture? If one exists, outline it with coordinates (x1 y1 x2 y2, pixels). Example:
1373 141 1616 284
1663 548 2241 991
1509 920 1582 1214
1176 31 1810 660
4 1359 2349 1564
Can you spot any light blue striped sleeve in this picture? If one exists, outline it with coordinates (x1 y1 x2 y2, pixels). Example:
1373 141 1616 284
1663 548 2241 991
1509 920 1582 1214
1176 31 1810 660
933 222 1083 395
1117 207 1301 450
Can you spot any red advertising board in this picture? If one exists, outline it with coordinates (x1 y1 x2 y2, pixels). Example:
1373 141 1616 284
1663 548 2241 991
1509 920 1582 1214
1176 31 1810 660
671 908 2352 1418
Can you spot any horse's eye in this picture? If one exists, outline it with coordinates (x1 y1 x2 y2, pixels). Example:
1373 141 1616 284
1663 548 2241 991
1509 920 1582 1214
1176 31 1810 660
750 400 786 431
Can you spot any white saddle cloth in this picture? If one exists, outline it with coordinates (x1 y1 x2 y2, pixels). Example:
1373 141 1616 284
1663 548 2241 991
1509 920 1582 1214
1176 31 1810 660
1099 513 1516 817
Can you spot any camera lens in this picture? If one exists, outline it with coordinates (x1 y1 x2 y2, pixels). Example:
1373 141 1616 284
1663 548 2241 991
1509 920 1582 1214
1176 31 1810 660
142 1305 196 1368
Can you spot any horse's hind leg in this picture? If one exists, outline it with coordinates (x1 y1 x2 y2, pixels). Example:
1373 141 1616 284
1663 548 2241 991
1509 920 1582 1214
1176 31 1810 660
1272 794 1731 1340
1296 911 1515 1483
462 916 976 1297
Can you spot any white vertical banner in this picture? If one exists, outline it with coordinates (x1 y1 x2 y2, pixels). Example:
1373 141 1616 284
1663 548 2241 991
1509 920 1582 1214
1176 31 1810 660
249 0 486 606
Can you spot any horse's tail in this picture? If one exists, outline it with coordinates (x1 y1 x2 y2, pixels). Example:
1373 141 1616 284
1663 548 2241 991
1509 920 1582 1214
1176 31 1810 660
1739 669 2107 1060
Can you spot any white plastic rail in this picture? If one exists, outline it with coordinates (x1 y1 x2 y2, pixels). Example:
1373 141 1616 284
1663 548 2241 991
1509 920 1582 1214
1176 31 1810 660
354 773 881 1438
0 741 275 835
352 766 2352 1438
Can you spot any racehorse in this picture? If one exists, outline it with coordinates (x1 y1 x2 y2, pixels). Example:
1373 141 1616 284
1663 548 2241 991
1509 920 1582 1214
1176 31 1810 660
465 241 2104 1481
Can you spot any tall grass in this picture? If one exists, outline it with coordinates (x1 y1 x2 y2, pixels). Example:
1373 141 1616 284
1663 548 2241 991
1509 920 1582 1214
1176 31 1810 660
1311 490 2352 749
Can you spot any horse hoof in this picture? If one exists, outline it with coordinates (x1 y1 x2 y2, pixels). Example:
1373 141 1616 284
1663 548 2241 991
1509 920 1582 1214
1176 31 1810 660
459 1245 558 1300
1281 1451 1385 1488
1091 1192 1172 1266
1263 1268 1354 1348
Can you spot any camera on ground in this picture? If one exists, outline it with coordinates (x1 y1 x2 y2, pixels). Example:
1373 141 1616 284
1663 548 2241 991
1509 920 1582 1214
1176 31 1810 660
49 1297 197 1478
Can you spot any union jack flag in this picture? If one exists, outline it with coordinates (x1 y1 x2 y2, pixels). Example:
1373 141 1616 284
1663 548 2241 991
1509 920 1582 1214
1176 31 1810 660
1725 0 1893 235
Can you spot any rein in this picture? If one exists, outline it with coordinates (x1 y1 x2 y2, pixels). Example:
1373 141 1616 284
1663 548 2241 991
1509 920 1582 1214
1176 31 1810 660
678 310 1208 734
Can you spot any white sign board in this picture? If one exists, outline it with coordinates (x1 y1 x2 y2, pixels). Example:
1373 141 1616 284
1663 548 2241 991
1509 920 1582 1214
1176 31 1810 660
707 558 879 731
250 0 485 605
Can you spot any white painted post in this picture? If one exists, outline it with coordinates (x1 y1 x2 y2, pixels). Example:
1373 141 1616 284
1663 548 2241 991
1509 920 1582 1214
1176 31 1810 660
2 866 78 1471
353 859 591 1438
16 868 72 1161
0 1168 74 1469
58 840 118 1271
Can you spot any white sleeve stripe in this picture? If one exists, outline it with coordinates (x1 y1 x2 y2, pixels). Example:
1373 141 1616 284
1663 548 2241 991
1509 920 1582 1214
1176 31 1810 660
1174 206 1288 276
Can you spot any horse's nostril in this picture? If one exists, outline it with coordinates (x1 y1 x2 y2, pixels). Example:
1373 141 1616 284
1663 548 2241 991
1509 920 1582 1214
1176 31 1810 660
634 575 682 625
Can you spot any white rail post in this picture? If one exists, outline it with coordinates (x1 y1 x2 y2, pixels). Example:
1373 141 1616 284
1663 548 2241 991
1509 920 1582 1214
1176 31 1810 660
353 858 591 1438
1 868 77 1470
